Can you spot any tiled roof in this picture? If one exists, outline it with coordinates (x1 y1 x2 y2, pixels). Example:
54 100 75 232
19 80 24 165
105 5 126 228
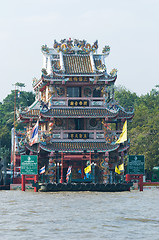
118 109 134 119
41 107 118 118
20 110 40 119
118 142 130 152
63 55 93 74
19 100 40 119
40 141 119 152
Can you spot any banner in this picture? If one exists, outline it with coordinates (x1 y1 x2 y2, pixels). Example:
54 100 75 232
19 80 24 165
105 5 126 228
84 165 91 174
116 120 127 144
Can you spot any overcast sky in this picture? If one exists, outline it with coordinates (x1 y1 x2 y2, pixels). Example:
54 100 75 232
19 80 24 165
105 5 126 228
0 0 158 101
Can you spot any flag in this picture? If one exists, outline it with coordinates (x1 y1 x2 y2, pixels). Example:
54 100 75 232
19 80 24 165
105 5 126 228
115 165 121 175
118 163 124 171
84 165 91 174
29 121 39 146
18 91 20 98
116 120 127 144
66 166 72 182
39 166 45 174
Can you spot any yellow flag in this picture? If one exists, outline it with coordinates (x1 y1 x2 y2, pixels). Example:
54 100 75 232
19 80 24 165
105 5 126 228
116 120 127 144
118 163 124 171
115 165 121 174
84 165 91 174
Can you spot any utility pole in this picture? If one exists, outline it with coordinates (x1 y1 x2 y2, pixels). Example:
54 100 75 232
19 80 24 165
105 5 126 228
12 84 17 183
11 82 25 183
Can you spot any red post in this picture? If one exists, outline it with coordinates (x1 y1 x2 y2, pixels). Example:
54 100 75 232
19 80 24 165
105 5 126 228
81 165 84 179
125 174 131 191
60 152 64 183
89 152 91 165
126 174 130 182
34 175 38 192
139 175 143 191
21 175 25 191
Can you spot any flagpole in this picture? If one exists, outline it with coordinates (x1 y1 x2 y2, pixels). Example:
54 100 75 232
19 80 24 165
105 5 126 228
60 152 64 183
12 84 17 183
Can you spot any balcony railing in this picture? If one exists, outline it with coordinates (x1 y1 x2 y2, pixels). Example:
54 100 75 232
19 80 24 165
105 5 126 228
39 130 105 141
38 130 120 142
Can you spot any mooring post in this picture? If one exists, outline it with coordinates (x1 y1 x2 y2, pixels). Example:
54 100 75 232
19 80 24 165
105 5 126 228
21 175 25 191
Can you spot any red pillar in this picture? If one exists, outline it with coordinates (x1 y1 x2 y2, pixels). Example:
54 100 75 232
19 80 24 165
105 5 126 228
21 175 25 191
81 165 84 179
125 174 131 191
89 152 91 165
139 175 143 191
34 175 38 192
60 152 64 183
126 174 131 182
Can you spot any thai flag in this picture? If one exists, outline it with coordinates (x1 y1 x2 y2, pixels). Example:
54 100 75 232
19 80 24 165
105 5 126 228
39 166 45 174
29 121 39 146
66 166 72 183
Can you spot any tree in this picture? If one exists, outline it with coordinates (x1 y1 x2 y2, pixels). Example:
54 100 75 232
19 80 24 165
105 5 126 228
115 85 159 176
0 91 35 150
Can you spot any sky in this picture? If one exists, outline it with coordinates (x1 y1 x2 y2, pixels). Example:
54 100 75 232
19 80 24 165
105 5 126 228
0 0 159 101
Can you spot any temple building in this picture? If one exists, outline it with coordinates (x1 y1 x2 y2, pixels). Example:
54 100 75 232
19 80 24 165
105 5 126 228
14 38 134 185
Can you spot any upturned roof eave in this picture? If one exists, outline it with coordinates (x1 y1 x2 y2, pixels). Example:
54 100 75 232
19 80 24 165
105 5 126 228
39 142 119 153
40 107 118 118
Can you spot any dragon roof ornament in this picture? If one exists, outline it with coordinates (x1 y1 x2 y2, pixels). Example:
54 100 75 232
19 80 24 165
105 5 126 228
41 39 111 56
53 38 98 54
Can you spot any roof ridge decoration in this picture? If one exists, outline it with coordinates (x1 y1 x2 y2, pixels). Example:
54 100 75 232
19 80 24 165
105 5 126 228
41 39 110 56
53 39 98 54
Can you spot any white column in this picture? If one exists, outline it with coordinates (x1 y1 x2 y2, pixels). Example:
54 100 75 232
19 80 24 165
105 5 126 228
90 51 96 72
60 51 65 72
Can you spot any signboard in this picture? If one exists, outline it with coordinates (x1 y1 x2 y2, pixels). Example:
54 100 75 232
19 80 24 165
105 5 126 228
21 155 38 175
128 155 145 174
68 77 89 82
68 132 89 139
68 100 89 107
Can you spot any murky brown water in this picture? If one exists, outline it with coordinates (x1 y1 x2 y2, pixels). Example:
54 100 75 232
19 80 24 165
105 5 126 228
0 189 159 240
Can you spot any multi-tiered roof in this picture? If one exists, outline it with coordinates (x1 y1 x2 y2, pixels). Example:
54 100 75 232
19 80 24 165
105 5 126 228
16 39 134 158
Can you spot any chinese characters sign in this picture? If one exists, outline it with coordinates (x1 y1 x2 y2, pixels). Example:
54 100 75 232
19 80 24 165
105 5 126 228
68 133 89 139
68 77 89 82
68 100 89 107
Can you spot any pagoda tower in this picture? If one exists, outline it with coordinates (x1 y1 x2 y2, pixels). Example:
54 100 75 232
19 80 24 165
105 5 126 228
16 38 134 185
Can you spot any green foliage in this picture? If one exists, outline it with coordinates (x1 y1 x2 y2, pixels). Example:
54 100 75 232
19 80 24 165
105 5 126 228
0 91 35 150
15 82 25 88
115 85 139 111
115 86 159 172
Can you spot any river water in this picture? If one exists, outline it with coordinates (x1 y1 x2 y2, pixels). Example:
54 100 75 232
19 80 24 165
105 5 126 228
0 189 159 240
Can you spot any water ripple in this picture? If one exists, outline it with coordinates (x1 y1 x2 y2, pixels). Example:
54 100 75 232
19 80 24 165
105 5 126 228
0 189 159 240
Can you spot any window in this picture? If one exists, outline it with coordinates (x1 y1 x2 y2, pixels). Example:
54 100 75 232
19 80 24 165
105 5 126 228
68 119 84 130
67 87 81 97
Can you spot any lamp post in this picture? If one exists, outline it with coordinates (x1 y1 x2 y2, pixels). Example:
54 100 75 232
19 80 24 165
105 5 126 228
12 83 25 183
92 162 96 183
57 162 60 183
